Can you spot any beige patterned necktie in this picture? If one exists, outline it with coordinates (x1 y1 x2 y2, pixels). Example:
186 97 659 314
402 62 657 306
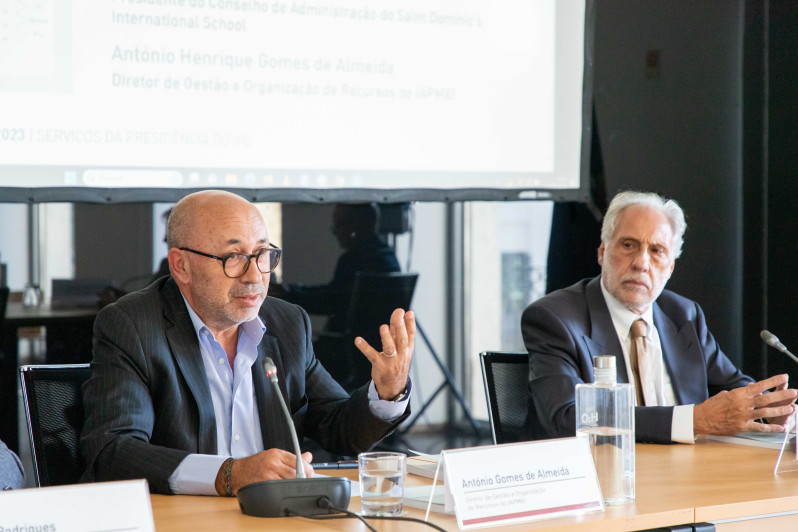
629 319 655 406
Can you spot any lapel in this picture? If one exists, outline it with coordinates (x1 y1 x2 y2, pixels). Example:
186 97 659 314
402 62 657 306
253 333 292 450
653 302 706 404
584 277 629 383
161 280 217 454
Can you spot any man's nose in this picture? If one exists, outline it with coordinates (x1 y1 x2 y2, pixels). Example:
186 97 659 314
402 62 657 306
240 256 264 283
632 249 650 270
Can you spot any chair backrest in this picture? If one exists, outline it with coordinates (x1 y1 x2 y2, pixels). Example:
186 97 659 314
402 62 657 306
479 352 529 445
19 364 92 486
50 278 115 308
340 272 419 390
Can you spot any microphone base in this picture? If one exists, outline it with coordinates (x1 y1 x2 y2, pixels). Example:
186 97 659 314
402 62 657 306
236 476 351 517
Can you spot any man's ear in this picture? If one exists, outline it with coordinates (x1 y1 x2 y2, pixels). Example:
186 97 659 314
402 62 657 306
597 242 605 267
168 248 190 283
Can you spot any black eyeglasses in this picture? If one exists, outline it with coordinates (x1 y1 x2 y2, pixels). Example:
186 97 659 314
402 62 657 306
180 244 282 278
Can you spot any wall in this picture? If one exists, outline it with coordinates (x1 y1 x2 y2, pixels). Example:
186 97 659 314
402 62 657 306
74 203 153 287
750 2 798 381
594 0 744 364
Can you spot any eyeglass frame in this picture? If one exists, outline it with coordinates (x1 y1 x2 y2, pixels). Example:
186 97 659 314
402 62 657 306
179 243 282 278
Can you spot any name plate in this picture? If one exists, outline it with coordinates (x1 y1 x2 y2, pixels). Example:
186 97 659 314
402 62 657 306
442 438 603 530
0 479 154 532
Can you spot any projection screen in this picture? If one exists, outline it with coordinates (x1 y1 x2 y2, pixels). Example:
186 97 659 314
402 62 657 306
0 0 594 203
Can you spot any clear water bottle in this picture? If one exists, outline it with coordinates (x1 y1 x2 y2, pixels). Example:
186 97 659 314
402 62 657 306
575 355 635 505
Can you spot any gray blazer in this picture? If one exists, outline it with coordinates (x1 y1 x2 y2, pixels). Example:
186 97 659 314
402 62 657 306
522 276 752 443
80 277 407 494
0 438 25 490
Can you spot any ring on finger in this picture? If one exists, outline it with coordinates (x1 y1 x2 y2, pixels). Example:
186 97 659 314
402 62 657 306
382 351 397 358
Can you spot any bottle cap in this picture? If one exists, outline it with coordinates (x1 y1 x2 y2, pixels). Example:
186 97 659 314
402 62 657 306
593 355 616 370
593 355 617 384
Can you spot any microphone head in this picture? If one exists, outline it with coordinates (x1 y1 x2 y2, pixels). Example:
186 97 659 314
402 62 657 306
761 330 780 347
263 357 278 380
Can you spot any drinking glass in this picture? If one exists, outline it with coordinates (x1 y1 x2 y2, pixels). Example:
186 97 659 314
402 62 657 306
358 451 406 516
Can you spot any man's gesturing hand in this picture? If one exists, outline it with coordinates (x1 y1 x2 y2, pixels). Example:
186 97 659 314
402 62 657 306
355 308 415 400
693 374 797 436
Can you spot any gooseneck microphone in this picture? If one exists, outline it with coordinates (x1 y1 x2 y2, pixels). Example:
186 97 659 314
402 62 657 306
263 358 305 479
235 357 351 518
760 330 798 365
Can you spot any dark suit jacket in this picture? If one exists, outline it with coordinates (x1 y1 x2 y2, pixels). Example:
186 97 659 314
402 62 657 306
80 277 407 494
522 277 752 444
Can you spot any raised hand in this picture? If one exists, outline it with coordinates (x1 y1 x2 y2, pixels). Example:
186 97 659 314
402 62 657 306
355 308 415 400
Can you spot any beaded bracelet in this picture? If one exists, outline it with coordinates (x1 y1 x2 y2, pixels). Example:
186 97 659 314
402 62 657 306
223 457 235 497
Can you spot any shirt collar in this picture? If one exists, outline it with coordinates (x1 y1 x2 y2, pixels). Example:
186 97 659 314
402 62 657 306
600 278 654 342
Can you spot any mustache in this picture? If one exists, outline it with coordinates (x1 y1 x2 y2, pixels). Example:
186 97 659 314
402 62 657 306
229 284 266 297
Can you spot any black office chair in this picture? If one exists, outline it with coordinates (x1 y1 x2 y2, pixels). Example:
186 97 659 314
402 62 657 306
19 363 92 486
316 272 418 393
479 352 530 445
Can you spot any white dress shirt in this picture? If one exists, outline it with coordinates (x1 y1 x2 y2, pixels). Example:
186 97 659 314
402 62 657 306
600 281 695 444
169 297 410 494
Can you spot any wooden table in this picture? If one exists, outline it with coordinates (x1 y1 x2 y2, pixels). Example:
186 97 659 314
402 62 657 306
150 439 798 531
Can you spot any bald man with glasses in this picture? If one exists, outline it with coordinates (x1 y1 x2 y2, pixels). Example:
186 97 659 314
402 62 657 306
81 190 414 496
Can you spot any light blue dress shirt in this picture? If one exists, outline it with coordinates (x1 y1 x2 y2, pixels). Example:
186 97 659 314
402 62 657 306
169 297 410 495
1 438 25 490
